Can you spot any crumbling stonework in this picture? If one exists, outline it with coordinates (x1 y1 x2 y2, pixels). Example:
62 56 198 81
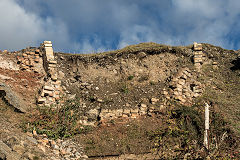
0 41 206 119
80 105 153 126
79 97 169 126
16 47 44 73
164 67 204 105
37 41 63 106
193 42 204 71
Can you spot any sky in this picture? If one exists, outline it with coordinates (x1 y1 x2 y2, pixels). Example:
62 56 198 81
1 0 240 53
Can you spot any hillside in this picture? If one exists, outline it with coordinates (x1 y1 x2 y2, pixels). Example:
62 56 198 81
0 42 240 159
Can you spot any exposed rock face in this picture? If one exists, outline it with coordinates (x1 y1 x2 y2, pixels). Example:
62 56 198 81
0 83 28 112
0 140 21 160
0 56 19 71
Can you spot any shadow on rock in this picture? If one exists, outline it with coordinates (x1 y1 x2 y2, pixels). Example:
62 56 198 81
230 57 240 71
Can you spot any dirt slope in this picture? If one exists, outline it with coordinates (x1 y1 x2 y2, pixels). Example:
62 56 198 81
0 42 240 159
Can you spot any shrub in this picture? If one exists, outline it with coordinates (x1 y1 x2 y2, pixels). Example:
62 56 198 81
21 99 92 139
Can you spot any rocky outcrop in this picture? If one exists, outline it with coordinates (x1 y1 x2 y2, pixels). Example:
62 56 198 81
0 122 88 160
0 140 21 160
0 83 28 112
0 56 19 71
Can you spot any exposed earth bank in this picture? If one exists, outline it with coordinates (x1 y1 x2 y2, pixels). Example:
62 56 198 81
0 42 240 159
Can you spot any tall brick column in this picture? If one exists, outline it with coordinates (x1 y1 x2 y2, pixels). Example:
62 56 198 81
193 42 203 71
37 41 62 106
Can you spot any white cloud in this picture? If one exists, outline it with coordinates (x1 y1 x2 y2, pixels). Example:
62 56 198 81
0 0 43 50
0 0 74 52
171 0 240 48
1 0 240 52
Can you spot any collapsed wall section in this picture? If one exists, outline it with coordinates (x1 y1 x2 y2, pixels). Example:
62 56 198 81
0 41 214 120
16 47 44 73
51 42 211 126
37 41 62 106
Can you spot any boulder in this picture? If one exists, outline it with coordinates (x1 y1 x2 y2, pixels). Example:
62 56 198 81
0 83 28 112
0 140 21 160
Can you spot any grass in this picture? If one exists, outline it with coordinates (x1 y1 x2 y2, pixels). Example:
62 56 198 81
199 54 240 135
74 101 239 159
120 83 129 94
21 99 93 139
56 42 193 58
127 75 134 81
77 117 161 157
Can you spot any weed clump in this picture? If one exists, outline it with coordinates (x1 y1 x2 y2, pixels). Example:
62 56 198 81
21 99 92 139
150 103 239 159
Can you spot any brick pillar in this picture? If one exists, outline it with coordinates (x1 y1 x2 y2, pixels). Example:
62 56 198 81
193 42 203 71
37 41 62 106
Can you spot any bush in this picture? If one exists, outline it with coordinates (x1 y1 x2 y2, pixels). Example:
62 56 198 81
151 103 239 159
21 99 92 139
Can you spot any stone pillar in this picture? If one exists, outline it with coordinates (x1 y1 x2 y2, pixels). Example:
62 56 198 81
43 41 54 61
37 41 62 106
193 42 203 71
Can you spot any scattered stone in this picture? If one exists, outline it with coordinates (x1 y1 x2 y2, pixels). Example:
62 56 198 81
38 144 46 153
193 42 202 51
44 85 54 91
150 98 159 104
137 51 147 58
27 137 38 145
123 109 131 117
58 71 65 79
49 60 57 64
38 97 46 104
115 109 123 117
0 152 6 160
97 98 103 103
140 103 147 108
12 145 25 154
33 130 37 137
60 149 66 155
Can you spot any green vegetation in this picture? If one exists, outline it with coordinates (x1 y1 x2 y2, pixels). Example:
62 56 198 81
120 83 129 94
127 75 134 81
75 101 239 159
21 99 93 139
199 53 240 135
57 42 192 57
148 102 238 159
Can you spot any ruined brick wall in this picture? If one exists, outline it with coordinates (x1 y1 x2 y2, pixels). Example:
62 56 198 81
1 41 212 123
16 47 44 73
37 41 62 106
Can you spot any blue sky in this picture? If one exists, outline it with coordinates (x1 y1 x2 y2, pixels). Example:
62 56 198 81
1 0 240 53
